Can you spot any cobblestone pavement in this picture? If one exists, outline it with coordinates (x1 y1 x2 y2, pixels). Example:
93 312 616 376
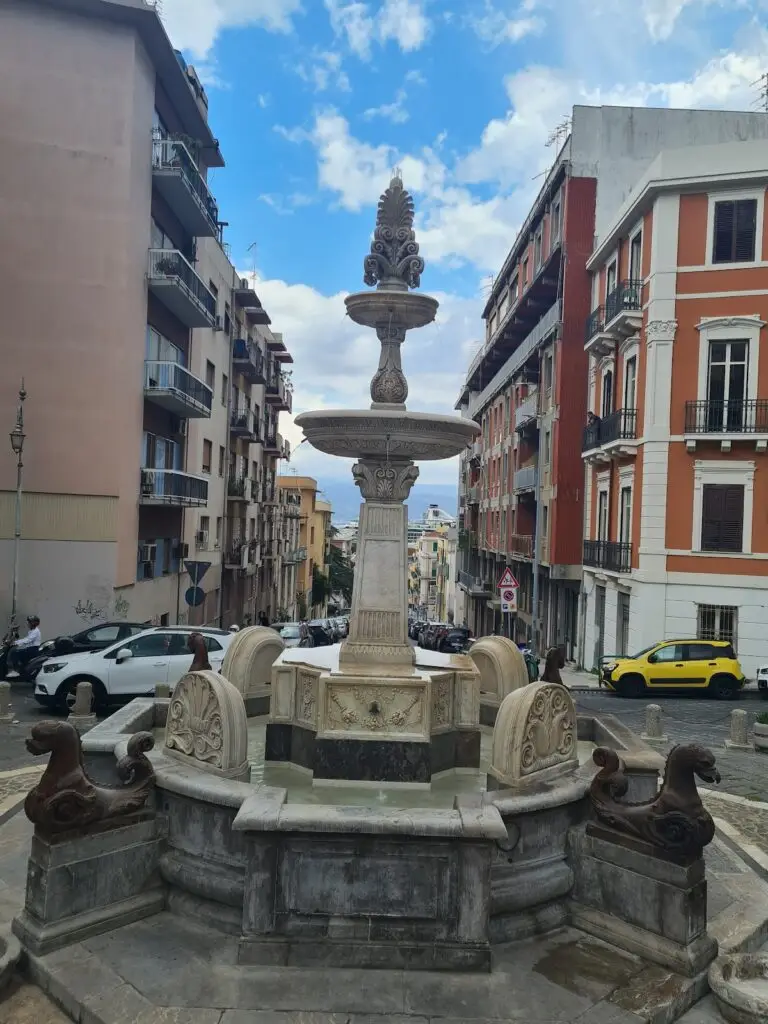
0 979 69 1024
701 792 768 856
574 691 768 801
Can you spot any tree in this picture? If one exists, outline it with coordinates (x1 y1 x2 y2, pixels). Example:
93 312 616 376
327 545 354 607
311 566 330 609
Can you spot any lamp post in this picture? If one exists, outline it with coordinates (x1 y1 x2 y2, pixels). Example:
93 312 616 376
9 381 27 628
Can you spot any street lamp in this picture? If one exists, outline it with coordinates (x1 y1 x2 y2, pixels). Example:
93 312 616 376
9 381 27 628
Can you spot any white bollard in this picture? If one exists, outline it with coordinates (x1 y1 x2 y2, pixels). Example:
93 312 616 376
725 709 752 752
67 681 97 734
641 704 668 745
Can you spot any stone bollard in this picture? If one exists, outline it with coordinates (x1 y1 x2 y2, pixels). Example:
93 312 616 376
725 709 752 752
67 681 97 734
641 704 668 745
155 682 171 699
0 682 12 723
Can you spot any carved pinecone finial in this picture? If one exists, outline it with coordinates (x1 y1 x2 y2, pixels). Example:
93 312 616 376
363 175 425 290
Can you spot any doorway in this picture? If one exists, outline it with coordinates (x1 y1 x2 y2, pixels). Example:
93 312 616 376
594 585 606 669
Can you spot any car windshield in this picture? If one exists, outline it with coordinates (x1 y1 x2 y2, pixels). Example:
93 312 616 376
281 625 300 639
629 644 658 660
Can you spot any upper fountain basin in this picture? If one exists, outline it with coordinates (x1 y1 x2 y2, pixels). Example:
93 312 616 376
345 290 439 330
294 408 480 461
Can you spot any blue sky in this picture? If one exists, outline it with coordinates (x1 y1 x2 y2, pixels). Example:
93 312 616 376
158 0 768 499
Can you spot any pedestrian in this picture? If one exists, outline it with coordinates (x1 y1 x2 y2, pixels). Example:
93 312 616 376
258 611 270 628
6 615 42 678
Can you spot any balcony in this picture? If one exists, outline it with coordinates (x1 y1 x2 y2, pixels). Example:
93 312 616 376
151 137 218 238
283 546 308 564
508 533 534 559
604 280 643 338
684 400 768 451
282 438 291 461
514 391 539 433
227 473 249 502
467 485 480 504
263 433 281 456
143 361 212 418
513 464 537 494
232 339 266 384
230 407 259 442
582 408 638 459
224 539 248 569
583 539 632 574
265 375 292 413
139 469 207 507
584 305 614 357
457 570 493 597
147 249 217 329
267 332 293 364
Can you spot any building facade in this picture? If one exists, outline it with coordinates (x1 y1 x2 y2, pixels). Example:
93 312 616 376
582 140 768 679
276 477 332 619
0 0 292 635
456 104 768 660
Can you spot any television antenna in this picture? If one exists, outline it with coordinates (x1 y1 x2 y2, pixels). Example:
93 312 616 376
247 242 258 278
545 116 572 150
752 72 768 112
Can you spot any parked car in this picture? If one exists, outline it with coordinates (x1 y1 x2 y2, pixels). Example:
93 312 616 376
22 621 148 684
33 627 234 713
602 639 745 699
279 623 301 648
438 627 472 654
333 617 349 638
758 662 768 698
308 620 334 646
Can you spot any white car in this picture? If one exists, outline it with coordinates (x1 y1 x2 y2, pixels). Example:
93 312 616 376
34 627 234 713
758 664 768 696
279 623 301 648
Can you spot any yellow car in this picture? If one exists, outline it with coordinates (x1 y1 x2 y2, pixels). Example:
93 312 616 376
602 640 745 699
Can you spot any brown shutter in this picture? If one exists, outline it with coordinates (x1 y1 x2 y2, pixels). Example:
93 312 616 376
701 484 743 552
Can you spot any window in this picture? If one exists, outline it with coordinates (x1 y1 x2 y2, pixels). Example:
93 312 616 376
534 228 543 269
249 517 256 540
605 261 617 300
701 484 744 552
623 356 637 411
311 526 315 545
84 625 121 644
543 430 551 466
200 514 210 537
697 604 738 646
601 369 613 418
685 643 717 661
510 274 518 301
216 517 223 548
619 486 632 545
629 231 642 281
224 304 231 336
541 504 549 540
432 541 438 552
221 374 228 406
649 644 683 664
205 360 215 389
597 491 609 541
712 199 757 264
146 326 183 365
124 633 173 659
202 439 212 474
551 199 561 243
522 257 529 285
218 446 225 477
706 340 748 430
543 352 553 393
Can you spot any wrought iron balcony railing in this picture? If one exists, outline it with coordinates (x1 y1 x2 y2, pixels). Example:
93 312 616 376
585 306 605 345
151 137 219 237
147 249 217 327
582 408 638 451
684 399 768 434
605 279 642 324
143 361 212 418
583 539 632 573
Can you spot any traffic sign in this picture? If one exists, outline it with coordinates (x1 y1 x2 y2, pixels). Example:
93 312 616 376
497 567 519 589
501 591 518 614
185 586 206 608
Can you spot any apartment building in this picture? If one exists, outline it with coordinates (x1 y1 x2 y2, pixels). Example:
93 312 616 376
414 529 458 622
582 139 768 679
0 0 292 634
456 105 768 660
276 477 332 618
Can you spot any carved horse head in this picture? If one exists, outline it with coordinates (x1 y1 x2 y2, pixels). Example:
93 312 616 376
187 632 212 672
541 646 565 683
26 720 83 770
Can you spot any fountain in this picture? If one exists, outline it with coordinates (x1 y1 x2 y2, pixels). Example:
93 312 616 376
265 173 482 785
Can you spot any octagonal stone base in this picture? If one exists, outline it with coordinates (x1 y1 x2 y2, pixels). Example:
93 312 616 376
265 646 482 785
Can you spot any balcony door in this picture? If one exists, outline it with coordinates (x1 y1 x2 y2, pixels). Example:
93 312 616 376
707 340 747 431
605 261 617 301
629 232 642 282
623 356 637 411
597 491 609 542
601 369 613 418
619 486 632 545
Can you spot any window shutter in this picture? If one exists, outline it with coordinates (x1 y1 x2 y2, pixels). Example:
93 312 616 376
713 202 735 263
734 200 757 262
701 484 743 552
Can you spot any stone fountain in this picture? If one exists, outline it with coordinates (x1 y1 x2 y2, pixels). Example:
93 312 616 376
265 173 481 785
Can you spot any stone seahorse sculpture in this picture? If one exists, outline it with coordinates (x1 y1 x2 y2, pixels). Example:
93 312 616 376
589 743 720 861
24 720 155 835
188 632 212 672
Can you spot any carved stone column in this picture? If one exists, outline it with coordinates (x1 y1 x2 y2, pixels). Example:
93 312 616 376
339 458 419 670
370 324 408 409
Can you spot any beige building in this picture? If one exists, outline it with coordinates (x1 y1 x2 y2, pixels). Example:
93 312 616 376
0 0 292 634
277 476 332 618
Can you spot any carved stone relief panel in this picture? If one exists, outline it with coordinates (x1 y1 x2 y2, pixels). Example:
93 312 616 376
319 677 428 740
296 671 319 728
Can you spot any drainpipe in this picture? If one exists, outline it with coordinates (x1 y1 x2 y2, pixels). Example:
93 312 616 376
217 259 237 627
531 455 542 655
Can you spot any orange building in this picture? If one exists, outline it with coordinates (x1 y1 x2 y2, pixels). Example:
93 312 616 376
582 140 768 678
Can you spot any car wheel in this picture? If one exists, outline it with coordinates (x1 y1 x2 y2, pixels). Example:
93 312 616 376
616 674 645 699
709 674 737 700
55 676 107 715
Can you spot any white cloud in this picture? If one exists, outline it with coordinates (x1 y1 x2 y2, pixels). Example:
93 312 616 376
257 93 271 108
158 0 302 59
324 0 430 60
296 50 351 92
364 89 410 122
467 1 546 46
240 273 481 484
640 0 748 41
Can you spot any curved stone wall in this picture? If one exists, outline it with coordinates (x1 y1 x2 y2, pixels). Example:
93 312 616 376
221 626 285 715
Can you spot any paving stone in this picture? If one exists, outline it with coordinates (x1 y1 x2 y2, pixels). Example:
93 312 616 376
80 982 155 1024
221 1015 425 1024
0 979 70 1024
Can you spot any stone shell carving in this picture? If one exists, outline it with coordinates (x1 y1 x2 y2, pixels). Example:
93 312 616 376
165 670 248 780
363 175 425 290
221 625 285 699
489 682 578 788
470 636 529 702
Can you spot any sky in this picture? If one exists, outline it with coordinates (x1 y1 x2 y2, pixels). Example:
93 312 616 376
157 0 768 512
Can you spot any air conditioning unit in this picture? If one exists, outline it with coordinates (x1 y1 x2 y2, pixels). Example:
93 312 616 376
174 542 189 559
138 543 157 563
196 530 209 549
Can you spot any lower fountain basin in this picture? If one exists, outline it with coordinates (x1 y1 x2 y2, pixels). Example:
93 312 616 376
294 408 480 460
710 954 768 1023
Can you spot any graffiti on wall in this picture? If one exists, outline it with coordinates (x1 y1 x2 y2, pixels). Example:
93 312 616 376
74 599 105 623
113 594 130 619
